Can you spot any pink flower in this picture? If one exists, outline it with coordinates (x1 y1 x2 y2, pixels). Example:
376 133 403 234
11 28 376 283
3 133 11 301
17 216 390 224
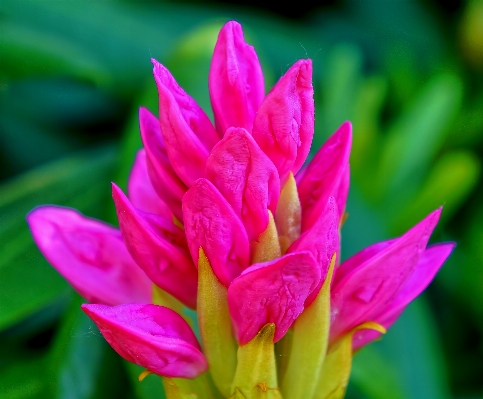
27 20 453 397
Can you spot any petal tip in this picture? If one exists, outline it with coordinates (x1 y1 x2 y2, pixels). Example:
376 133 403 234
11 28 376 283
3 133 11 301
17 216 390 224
221 20 243 35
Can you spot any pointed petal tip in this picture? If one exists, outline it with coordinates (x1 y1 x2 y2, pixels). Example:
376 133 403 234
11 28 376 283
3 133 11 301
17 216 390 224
338 121 353 141
152 61 173 89
280 58 313 87
222 20 241 29
138 106 150 119
111 183 126 211
111 182 131 205
430 241 456 257
291 58 313 73
420 207 443 229
343 120 352 130
111 182 123 199
151 58 166 72
220 20 243 37
80 303 92 315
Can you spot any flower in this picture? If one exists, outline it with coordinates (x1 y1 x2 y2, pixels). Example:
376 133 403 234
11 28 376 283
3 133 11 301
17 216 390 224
27 20 454 399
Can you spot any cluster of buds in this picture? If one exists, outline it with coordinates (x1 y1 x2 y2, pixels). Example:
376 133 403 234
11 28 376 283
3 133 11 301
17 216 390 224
27 21 453 399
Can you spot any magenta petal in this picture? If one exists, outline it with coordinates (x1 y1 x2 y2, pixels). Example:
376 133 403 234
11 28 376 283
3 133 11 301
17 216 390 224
330 208 442 341
297 122 352 231
209 21 264 135
153 61 211 187
112 184 197 309
228 252 321 344
182 178 250 287
139 107 186 221
128 149 172 220
27 206 151 305
352 243 455 349
82 304 207 378
206 127 280 241
288 196 339 306
252 59 314 181
152 60 220 150
332 240 396 286
336 165 350 217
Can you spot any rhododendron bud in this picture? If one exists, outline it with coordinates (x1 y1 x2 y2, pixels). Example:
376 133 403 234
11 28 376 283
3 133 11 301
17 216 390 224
27 20 454 399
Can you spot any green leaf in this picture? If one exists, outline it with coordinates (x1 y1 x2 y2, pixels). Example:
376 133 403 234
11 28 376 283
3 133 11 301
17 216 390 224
0 0 211 96
125 362 166 399
351 346 408 399
315 43 363 150
440 207 483 323
48 294 107 399
0 114 82 174
391 151 480 234
48 293 133 399
0 146 116 330
0 21 111 85
0 355 47 398
166 22 223 120
377 73 463 200
373 297 451 399
350 75 387 174
341 186 388 260
0 79 118 128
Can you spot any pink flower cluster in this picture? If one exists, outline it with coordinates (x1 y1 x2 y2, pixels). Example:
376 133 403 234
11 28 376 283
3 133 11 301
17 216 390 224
27 21 453 384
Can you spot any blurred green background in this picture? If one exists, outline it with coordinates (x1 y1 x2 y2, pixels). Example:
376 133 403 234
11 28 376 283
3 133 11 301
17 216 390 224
1 0 482 398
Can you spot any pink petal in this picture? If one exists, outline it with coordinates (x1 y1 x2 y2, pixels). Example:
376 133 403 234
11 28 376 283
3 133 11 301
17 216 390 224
182 178 250 287
330 208 442 341
153 61 211 187
288 196 339 306
252 59 314 181
205 127 280 242
336 165 350 217
82 304 207 378
27 206 151 305
112 184 197 309
352 243 455 350
332 240 396 287
209 21 264 135
139 107 186 221
152 60 220 150
228 252 321 344
297 122 352 231
128 149 172 219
